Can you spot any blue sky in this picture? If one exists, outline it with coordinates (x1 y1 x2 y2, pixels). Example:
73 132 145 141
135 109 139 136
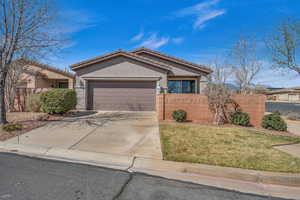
49 0 300 88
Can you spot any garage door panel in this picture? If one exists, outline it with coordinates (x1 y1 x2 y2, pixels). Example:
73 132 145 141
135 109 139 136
88 81 156 111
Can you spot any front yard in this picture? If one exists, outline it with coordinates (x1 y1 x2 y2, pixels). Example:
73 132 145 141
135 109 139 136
0 112 63 141
160 123 300 173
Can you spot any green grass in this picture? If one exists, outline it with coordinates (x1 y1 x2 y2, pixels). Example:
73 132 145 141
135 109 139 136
160 124 300 173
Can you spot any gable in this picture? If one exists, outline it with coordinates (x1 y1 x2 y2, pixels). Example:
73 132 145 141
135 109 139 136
132 48 212 75
75 55 168 78
70 50 171 72
25 64 72 79
136 52 206 76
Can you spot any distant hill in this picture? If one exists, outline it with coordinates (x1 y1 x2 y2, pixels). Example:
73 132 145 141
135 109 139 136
225 83 239 90
267 87 285 91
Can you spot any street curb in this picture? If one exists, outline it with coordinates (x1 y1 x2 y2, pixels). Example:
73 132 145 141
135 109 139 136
1 142 300 188
0 142 133 170
131 157 300 187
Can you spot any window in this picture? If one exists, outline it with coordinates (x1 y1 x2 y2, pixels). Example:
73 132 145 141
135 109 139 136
58 82 68 88
167 80 196 93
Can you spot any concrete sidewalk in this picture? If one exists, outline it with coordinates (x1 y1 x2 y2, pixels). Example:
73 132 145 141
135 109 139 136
275 143 300 158
286 119 300 136
0 142 299 200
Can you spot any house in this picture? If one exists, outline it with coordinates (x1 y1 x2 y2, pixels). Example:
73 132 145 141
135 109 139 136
17 59 74 89
70 48 212 111
266 87 300 102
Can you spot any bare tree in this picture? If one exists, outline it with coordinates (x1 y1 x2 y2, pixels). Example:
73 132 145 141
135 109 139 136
205 58 233 125
0 0 61 124
5 59 26 111
266 18 300 76
230 37 262 94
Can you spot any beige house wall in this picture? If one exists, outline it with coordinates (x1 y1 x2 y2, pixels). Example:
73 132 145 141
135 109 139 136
20 64 74 89
268 93 300 102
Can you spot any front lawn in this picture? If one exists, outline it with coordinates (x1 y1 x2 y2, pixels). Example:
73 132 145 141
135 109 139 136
160 123 300 173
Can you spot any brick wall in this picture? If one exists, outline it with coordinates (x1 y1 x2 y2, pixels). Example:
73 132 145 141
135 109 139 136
156 94 266 127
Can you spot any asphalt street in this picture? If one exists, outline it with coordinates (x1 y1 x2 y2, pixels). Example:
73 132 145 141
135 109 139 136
266 102 300 115
0 153 291 200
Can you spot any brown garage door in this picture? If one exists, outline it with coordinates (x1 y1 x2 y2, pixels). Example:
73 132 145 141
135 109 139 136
88 81 156 111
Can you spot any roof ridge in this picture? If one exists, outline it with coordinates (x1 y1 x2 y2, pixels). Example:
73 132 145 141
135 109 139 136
126 51 172 70
69 50 125 69
70 50 171 71
16 58 74 78
131 47 212 73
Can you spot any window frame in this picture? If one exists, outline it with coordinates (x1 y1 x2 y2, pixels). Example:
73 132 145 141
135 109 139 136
167 79 197 94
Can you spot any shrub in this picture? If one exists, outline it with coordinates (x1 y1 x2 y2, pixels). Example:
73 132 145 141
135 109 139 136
2 122 22 132
262 113 287 131
40 89 76 114
287 112 300 121
172 110 187 122
26 93 43 112
230 111 250 126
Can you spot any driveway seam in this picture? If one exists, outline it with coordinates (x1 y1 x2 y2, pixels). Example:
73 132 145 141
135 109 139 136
68 126 101 150
112 156 136 200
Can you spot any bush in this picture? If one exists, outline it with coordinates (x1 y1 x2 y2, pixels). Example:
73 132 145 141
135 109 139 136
230 111 250 126
287 112 300 121
172 110 187 122
262 113 287 131
2 122 22 132
26 93 43 112
40 89 76 114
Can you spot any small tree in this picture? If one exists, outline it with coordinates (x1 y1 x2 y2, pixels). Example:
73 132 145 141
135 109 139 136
205 58 233 125
0 0 62 123
265 18 300 76
230 36 262 94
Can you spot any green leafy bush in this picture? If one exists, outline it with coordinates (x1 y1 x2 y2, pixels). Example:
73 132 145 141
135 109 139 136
26 93 43 112
40 89 76 114
172 110 187 122
230 111 250 126
262 113 287 131
2 123 22 132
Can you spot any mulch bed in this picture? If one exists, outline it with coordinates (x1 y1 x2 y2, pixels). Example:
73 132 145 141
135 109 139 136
0 115 64 141
160 120 300 138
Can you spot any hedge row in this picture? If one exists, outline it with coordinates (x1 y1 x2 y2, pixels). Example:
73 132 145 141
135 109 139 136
172 110 287 132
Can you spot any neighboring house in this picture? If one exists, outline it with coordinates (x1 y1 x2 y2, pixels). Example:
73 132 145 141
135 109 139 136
70 48 212 111
17 59 74 89
266 87 300 102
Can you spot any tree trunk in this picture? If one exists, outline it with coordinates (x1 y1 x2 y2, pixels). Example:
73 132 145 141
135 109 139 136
0 78 7 124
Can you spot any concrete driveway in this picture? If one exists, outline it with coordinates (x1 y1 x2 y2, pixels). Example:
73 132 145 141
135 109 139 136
6 112 162 159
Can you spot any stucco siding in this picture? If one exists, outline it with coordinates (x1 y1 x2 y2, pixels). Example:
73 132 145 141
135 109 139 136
138 53 208 76
75 87 86 110
75 56 168 89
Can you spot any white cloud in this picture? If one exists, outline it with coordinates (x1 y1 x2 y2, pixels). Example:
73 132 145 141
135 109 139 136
176 0 226 29
172 37 185 44
131 31 144 42
138 33 170 49
53 9 101 35
194 10 226 29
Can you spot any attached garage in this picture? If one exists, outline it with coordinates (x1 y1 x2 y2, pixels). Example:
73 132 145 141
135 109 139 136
71 49 212 111
88 81 156 111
